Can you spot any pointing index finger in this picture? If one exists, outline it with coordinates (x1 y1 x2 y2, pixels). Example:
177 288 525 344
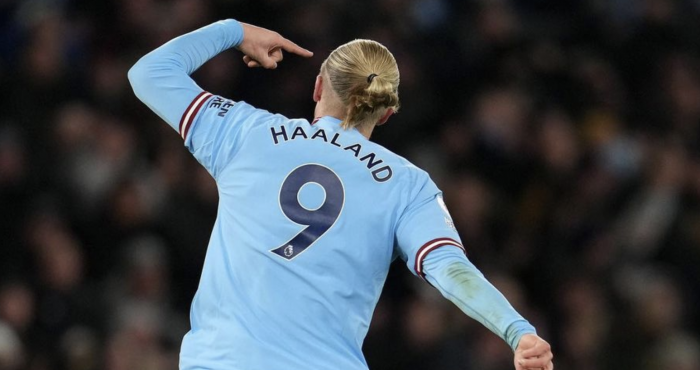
280 37 314 58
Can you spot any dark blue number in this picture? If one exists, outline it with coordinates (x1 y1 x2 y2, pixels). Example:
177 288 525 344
271 164 344 260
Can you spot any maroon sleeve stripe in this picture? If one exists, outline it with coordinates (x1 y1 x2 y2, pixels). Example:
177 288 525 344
179 91 212 140
178 91 206 135
414 238 465 279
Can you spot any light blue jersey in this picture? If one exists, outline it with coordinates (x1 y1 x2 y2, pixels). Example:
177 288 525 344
129 19 535 370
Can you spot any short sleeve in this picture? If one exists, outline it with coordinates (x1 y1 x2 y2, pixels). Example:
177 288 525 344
394 173 465 280
180 93 283 178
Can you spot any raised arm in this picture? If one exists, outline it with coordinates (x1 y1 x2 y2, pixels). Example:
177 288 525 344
128 20 313 177
128 19 312 135
128 20 245 131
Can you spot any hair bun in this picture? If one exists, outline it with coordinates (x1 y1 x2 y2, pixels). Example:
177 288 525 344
346 78 399 124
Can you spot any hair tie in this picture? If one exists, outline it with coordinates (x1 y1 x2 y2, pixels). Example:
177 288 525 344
367 73 378 84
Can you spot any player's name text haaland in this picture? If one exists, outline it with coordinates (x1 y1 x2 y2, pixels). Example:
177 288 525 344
270 124 393 182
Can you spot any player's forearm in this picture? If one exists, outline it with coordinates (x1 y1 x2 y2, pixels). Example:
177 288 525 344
135 19 243 77
127 20 244 125
422 247 536 351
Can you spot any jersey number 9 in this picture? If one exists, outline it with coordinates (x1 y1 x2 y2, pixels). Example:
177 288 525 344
271 164 344 260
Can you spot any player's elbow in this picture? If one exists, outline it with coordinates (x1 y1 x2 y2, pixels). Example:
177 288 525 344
127 59 151 98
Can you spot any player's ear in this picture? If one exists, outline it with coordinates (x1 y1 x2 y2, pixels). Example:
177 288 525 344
376 108 394 126
313 75 323 102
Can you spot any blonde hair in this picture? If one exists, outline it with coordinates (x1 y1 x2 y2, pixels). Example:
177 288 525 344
321 39 400 130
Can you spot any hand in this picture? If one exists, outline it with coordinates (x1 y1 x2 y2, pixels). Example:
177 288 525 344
514 334 553 370
238 22 313 69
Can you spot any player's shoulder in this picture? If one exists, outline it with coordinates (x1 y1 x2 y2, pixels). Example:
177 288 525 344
213 99 310 145
228 101 314 134
224 100 296 126
360 139 433 187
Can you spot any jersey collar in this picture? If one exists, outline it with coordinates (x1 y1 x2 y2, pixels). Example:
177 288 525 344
311 116 365 138
311 116 342 126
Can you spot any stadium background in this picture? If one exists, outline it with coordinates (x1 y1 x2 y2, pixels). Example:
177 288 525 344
2 0 700 369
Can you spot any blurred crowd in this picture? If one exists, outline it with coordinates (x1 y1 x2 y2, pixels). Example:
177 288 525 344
2 0 700 369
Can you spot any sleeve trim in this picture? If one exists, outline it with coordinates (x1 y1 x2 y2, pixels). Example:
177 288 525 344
179 91 213 140
414 238 465 279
